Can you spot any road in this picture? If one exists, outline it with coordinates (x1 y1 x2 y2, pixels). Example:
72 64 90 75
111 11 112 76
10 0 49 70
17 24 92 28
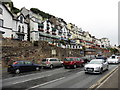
2 64 118 90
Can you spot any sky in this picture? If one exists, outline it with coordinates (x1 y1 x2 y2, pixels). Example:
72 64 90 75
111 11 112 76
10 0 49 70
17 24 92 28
11 0 119 46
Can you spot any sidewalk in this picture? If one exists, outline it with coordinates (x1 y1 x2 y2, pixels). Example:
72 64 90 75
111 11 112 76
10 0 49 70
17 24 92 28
97 65 119 89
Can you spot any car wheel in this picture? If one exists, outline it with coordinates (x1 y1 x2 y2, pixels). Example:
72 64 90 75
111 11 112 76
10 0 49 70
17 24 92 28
81 63 85 67
100 68 103 74
73 65 77 69
50 65 53 69
15 69 20 74
64 66 68 69
85 72 88 74
106 65 109 71
36 67 40 71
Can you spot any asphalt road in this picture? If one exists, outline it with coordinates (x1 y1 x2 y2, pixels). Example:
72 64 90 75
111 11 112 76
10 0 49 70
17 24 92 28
1 64 118 90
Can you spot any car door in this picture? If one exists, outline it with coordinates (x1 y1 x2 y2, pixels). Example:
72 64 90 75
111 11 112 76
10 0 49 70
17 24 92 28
24 61 34 71
57 59 62 66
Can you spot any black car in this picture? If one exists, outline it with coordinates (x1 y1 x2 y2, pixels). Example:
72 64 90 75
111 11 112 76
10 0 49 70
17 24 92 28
8 61 41 74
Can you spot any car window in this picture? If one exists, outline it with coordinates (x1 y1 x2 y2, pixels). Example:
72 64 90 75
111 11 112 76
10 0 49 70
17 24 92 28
76 58 80 61
24 61 32 65
111 56 115 59
89 60 103 64
64 58 74 61
13 61 24 65
50 59 57 61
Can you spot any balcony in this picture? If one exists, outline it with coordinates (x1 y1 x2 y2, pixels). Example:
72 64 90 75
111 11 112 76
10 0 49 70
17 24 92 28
38 29 44 32
52 32 56 35
52 28 56 31
46 30 50 34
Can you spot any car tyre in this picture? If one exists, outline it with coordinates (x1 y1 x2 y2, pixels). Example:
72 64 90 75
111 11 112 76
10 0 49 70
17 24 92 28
100 68 103 74
64 66 68 69
85 72 88 74
36 67 40 71
106 65 109 71
73 65 77 69
50 65 53 69
81 63 85 67
15 69 20 74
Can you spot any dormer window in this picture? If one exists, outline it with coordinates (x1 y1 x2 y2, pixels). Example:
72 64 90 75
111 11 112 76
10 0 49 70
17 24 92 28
0 8 3 14
20 16 23 23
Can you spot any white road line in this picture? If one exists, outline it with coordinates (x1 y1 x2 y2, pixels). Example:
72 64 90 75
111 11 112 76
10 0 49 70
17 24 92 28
3 68 63 81
3 74 52 86
96 68 118 89
76 71 84 74
3 69 71 86
26 77 65 90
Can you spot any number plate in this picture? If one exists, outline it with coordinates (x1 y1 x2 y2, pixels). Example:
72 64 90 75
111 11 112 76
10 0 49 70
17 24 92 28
87 69 93 72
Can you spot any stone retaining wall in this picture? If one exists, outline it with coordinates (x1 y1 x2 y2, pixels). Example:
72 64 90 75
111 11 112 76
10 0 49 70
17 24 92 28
1 39 83 67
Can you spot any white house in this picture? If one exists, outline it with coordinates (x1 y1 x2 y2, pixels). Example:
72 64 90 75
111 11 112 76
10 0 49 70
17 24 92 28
0 2 13 38
0 2 28 41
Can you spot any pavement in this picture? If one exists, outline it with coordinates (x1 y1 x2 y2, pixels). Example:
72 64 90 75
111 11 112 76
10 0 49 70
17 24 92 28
89 64 120 90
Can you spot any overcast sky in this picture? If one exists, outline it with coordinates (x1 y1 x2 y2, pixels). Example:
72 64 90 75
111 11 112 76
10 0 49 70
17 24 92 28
12 0 119 46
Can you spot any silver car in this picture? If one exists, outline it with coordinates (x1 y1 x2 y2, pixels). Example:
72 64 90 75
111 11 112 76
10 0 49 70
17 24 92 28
41 58 63 69
84 59 109 74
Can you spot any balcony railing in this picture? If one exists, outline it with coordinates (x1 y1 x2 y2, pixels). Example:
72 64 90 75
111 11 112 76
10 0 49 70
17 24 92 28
38 29 44 32
52 32 56 35
52 28 56 31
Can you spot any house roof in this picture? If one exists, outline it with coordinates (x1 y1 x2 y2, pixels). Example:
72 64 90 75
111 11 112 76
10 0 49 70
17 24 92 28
0 2 14 17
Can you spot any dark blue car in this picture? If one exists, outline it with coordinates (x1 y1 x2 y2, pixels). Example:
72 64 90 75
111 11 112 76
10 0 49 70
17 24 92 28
8 61 41 74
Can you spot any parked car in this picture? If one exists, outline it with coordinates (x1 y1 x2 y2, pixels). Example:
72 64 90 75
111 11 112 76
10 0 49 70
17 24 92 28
7 61 41 74
107 55 120 64
81 57 91 63
63 57 85 69
41 58 63 69
84 59 109 74
96 55 107 61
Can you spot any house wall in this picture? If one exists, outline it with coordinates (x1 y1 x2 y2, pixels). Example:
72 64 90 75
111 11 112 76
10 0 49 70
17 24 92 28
0 4 13 38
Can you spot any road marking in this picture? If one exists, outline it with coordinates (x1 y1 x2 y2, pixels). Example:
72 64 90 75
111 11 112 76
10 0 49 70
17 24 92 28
76 71 84 74
88 65 118 90
3 68 64 81
3 69 70 86
3 74 52 86
96 68 118 89
26 77 65 90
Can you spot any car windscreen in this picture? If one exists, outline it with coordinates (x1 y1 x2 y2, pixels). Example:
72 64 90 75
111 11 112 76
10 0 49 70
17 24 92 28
64 58 74 61
111 56 115 59
89 60 103 64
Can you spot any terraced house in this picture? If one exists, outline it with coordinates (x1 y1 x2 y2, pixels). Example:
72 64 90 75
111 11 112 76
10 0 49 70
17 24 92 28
0 1 111 55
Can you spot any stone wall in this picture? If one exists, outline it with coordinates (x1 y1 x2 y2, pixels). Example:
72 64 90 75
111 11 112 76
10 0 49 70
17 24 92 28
1 39 83 67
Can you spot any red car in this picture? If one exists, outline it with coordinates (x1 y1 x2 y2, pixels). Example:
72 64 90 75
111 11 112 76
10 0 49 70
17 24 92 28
63 57 85 69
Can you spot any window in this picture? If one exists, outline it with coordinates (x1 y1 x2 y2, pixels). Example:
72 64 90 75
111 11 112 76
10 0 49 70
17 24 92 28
20 16 23 23
24 61 32 65
18 25 21 32
0 19 3 27
50 59 57 61
0 8 3 14
22 26 24 33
